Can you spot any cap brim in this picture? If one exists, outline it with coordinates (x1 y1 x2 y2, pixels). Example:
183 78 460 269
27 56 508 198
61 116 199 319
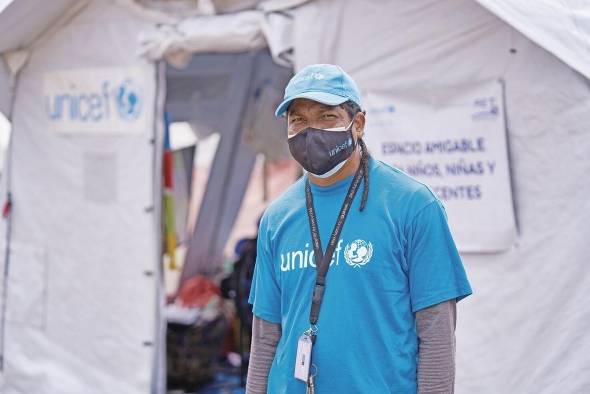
274 91 349 117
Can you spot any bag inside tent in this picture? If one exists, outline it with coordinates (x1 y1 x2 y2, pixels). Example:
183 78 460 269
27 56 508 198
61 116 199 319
0 0 589 393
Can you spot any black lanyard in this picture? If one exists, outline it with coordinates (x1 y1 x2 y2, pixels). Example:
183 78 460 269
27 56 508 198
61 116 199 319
304 165 364 327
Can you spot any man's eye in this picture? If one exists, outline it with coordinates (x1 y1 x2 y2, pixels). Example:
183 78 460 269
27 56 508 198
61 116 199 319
322 114 337 119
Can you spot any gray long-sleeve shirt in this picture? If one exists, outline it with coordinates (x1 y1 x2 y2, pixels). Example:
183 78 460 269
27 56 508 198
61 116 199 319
246 299 456 394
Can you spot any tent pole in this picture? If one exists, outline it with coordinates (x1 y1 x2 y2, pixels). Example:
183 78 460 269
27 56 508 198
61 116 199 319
150 60 167 394
0 57 22 372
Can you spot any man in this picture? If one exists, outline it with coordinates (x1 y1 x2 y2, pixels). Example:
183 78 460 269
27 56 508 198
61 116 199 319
247 64 472 394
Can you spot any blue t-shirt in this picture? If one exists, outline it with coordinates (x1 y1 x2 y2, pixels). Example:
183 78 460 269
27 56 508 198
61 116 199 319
248 158 472 394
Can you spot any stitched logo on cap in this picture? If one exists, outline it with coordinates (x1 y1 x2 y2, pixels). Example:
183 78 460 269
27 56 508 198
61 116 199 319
295 72 325 84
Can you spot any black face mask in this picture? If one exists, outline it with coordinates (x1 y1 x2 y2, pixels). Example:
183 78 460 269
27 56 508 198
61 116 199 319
288 121 356 178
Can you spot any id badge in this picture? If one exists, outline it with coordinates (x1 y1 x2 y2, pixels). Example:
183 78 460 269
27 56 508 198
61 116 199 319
294 334 313 382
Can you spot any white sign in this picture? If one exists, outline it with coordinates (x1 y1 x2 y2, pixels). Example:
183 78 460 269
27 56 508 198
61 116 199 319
43 67 148 134
364 80 517 252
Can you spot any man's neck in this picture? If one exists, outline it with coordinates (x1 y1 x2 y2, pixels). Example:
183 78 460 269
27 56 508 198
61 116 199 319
308 148 362 187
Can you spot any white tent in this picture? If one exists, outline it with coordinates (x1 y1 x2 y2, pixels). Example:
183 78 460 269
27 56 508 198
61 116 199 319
0 0 588 393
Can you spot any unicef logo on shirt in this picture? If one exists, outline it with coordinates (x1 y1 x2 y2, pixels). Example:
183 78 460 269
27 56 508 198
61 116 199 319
344 239 373 268
116 79 142 120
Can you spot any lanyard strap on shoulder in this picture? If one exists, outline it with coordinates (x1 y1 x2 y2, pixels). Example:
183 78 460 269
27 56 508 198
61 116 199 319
305 166 364 326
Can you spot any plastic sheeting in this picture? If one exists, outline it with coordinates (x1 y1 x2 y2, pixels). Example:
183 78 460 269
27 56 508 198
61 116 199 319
0 1 162 393
291 0 590 392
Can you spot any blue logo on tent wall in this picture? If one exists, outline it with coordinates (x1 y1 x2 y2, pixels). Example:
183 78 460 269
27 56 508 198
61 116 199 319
45 78 143 123
367 105 396 115
471 97 498 120
116 79 142 120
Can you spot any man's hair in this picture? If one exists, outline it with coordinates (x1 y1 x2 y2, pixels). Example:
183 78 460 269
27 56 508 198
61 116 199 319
340 101 370 212
340 100 363 120
348 101 369 211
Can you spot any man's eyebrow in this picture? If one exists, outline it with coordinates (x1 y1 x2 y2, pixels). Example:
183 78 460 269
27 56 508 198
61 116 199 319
287 109 303 117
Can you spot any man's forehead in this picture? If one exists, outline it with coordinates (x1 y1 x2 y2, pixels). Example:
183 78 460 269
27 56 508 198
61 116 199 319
288 98 342 114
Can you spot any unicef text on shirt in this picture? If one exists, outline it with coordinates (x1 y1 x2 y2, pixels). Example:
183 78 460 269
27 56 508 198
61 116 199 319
44 79 142 123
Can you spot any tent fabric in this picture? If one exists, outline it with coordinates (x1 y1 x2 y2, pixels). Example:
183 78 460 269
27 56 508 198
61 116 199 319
0 1 162 393
260 9 295 67
165 50 290 158
166 50 290 284
0 0 588 392
0 0 83 53
0 0 587 82
166 52 256 282
166 51 290 282
133 0 259 15
240 51 292 160
138 11 267 67
170 146 195 246
135 0 302 68
0 58 10 117
290 0 590 393
475 0 590 80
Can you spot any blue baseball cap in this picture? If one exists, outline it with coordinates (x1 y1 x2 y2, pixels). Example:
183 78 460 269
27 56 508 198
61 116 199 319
275 64 362 117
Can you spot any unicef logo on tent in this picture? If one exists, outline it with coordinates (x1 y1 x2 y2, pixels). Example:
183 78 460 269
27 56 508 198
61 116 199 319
344 239 374 268
116 79 142 120
44 69 145 134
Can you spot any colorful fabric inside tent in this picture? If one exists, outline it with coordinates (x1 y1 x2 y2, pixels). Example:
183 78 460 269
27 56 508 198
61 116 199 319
164 113 178 270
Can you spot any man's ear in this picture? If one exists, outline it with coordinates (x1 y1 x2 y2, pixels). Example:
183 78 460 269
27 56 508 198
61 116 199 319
353 112 366 139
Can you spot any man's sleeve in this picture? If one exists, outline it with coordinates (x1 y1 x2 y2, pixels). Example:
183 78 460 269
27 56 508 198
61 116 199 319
246 316 282 394
407 199 472 312
416 300 456 394
248 213 282 324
